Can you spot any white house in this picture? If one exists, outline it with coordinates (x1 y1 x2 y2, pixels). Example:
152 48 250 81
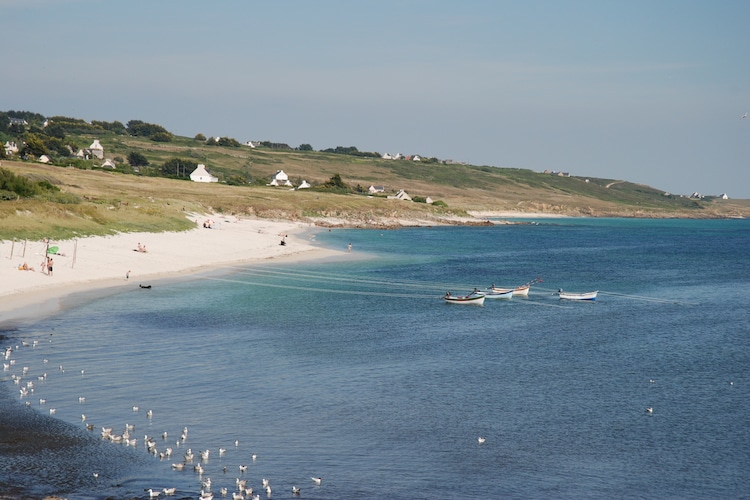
101 159 116 169
720 193 729 199
4 141 18 156
270 169 292 187
368 185 385 194
190 164 218 183
38 155 51 164
89 140 104 159
389 189 412 201
297 180 311 189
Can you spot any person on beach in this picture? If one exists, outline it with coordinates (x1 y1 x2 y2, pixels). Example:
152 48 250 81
126 270 131 280
348 242 352 252
47 257 54 276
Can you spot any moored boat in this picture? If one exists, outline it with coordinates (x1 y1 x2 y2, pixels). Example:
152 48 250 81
444 291 486 305
485 289 513 299
557 289 598 301
489 277 542 297
491 285 528 296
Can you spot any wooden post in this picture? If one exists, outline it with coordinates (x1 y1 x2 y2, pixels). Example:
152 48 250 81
9 239 14 259
22 239 26 258
72 239 78 269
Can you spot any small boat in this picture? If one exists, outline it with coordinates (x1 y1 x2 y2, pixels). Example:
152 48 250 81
489 277 542 297
485 289 513 299
557 289 598 301
444 291 485 305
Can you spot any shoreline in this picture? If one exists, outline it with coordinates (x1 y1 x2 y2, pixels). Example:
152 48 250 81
0 214 347 328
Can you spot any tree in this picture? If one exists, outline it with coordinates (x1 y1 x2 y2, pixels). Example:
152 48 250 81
20 133 49 157
322 174 348 190
127 151 150 167
217 137 241 147
161 158 198 178
150 131 173 142
194 133 206 141
298 143 313 151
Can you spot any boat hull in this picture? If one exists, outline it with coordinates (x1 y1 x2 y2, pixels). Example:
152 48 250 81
558 290 598 301
444 294 485 305
485 290 513 299
491 286 529 297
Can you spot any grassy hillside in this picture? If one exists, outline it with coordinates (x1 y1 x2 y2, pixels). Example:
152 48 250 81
1 132 748 240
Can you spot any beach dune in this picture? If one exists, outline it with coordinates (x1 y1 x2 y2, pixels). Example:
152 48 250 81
0 215 339 324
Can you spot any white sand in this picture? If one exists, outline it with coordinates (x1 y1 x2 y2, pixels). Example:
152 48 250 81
0 214 345 324
468 211 569 219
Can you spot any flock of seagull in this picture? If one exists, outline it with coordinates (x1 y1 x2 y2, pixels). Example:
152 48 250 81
4 338 324 499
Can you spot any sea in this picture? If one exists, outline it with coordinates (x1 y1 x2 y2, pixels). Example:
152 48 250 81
1 218 748 500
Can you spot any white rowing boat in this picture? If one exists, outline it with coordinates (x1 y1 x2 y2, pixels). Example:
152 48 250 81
557 289 598 301
485 289 513 299
489 277 542 297
444 291 485 305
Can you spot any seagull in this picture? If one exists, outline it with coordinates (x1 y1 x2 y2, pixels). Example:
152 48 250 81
171 463 184 471
478 437 486 444
218 447 226 457
162 487 176 496
292 486 301 495
239 465 248 473
146 409 153 418
742 112 748 119
93 472 99 479
200 449 210 461
49 408 56 415
311 477 322 485
645 407 653 414
231 492 243 500
146 489 161 498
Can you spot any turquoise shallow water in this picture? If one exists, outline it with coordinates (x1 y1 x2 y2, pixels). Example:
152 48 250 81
2 218 749 499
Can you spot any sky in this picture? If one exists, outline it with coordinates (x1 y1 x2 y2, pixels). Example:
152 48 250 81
2 0 749 198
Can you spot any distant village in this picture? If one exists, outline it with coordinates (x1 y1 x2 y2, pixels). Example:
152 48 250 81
1 115 730 200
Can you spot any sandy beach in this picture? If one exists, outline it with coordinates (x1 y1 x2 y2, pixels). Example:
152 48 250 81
0 214 344 326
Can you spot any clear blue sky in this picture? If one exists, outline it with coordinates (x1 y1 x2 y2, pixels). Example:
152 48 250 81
2 0 748 197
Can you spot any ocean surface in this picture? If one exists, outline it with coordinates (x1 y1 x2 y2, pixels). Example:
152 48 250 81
1 218 748 499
